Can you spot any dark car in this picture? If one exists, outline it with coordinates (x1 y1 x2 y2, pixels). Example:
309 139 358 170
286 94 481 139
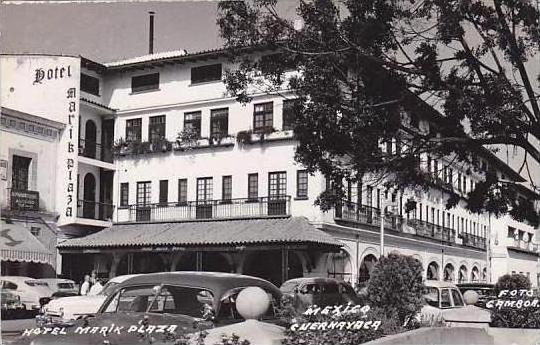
456 283 495 308
1 288 25 319
18 272 282 345
280 277 359 312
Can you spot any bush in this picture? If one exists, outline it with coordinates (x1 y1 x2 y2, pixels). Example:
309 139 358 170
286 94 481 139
490 273 540 328
366 253 425 326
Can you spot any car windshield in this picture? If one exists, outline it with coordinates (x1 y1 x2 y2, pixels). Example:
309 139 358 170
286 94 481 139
25 280 49 287
424 287 439 307
57 283 75 289
451 289 465 307
102 285 215 319
99 281 119 296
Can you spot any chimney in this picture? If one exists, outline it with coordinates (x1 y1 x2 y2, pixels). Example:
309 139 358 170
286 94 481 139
149 11 155 54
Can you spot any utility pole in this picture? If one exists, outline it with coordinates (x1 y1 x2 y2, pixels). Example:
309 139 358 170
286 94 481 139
380 204 385 258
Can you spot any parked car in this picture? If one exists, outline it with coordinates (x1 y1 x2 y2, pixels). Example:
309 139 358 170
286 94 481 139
280 277 359 312
38 274 139 325
1 288 25 318
0 276 53 311
27 272 282 345
38 278 78 298
419 280 491 327
457 282 495 308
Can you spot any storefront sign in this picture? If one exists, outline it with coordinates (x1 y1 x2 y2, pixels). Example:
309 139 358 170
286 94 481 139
10 189 39 211
64 87 77 218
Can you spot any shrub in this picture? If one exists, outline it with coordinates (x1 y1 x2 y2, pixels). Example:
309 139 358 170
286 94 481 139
490 273 540 328
366 253 425 326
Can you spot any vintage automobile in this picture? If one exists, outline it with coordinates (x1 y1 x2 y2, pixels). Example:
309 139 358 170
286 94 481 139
38 278 79 298
24 272 282 345
280 277 359 312
418 280 491 327
38 274 139 324
1 288 25 318
456 282 495 308
0 276 53 311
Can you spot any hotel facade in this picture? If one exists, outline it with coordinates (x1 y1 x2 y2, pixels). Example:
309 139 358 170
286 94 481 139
1 51 538 287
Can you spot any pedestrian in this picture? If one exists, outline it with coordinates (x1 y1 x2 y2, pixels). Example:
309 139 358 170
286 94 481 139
80 275 91 296
90 270 98 285
88 278 103 295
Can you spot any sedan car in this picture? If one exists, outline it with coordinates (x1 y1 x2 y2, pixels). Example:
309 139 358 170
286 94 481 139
0 276 53 311
38 274 139 324
280 277 359 312
24 272 282 345
419 280 491 327
456 283 495 308
1 288 25 318
38 278 78 298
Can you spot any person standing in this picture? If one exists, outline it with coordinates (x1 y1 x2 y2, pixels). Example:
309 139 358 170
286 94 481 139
80 275 91 296
88 278 103 295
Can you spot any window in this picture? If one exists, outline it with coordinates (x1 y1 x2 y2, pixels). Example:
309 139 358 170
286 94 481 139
81 73 100 95
253 102 273 132
149 115 166 143
184 111 202 138
159 180 168 205
2 281 17 290
131 73 159 93
248 173 258 200
11 155 31 190
268 171 287 199
210 108 229 138
191 64 222 84
440 289 452 308
126 118 142 142
120 183 129 207
136 181 151 206
282 100 299 131
196 177 213 202
178 179 187 204
30 227 40 237
222 176 232 201
296 170 308 198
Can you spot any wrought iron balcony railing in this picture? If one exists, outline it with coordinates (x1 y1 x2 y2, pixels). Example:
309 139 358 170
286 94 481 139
77 199 114 221
460 233 487 250
79 138 113 163
117 196 291 223
406 218 456 244
510 239 539 253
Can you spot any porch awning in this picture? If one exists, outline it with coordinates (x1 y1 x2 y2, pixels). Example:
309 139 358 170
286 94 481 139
58 217 342 251
1 220 55 266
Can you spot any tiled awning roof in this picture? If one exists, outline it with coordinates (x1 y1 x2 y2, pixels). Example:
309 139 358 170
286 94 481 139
1 220 55 266
58 217 341 250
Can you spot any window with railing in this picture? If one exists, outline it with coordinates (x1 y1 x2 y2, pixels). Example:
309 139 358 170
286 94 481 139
159 180 168 206
253 102 273 132
126 118 142 142
268 171 287 215
296 170 308 198
120 183 129 207
149 115 166 143
222 176 232 202
184 111 202 138
178 179 187 205
210 108 228 138
196 177 213 219
248 173 258 201
136 181 152 221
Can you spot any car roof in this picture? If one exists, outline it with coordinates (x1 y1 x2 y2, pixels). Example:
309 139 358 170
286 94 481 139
456 283 494 288
115 272 280 296
424 280 460 289
37 278 75 283
280 277 344 287
108 274 142 283
1 276 39 282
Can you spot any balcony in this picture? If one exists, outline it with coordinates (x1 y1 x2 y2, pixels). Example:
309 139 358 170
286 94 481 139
77 199 114 221
79 139 113 163
334 201 458 245
117 196 291 223
508 239 539 255
334 202 403 231
460 233 487 250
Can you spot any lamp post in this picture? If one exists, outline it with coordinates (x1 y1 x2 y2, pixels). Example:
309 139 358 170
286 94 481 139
380 205 385 258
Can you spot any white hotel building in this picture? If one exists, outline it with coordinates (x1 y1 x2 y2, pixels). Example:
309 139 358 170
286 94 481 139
2 50 538 286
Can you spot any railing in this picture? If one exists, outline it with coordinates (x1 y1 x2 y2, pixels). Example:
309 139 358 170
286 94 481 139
511 239 539 253
79 138 113 163
334 201 403 231
461 233 487 250
77 199 114 221
118 196 291 223
407 218 456 244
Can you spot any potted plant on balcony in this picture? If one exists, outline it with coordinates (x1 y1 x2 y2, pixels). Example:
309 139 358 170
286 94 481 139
150 137 172 153
255 126 276 142
236 130 253 145
175 128 199 151
112 137 130 156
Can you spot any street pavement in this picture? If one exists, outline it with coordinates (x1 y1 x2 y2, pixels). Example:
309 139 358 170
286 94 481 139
1 318 36 345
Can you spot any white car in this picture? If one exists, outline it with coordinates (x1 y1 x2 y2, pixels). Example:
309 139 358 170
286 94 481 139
0 276 54 311
38 278 78 297
39 274 139 324
419 280 491 328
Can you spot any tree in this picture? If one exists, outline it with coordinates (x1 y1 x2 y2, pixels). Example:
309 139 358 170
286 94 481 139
217 0 540 225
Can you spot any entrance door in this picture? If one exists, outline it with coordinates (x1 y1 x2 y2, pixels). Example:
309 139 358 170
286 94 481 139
85 120 97 159
83 173 96 218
